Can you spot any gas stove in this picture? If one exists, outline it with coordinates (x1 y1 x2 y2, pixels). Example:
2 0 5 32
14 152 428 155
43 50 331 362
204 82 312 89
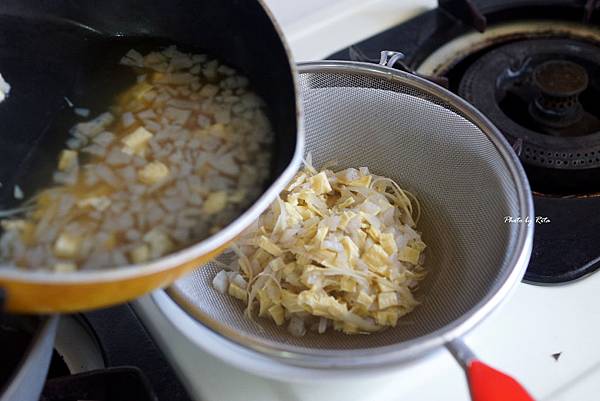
330 0 600 284
134 1 600 401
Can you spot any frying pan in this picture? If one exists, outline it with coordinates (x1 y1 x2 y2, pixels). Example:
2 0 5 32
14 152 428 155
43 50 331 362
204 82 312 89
0 0 303 313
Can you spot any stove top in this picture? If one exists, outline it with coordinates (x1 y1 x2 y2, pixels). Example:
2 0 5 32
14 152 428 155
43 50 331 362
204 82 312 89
0 304 192 401
329 0 600 284
81 304 192 401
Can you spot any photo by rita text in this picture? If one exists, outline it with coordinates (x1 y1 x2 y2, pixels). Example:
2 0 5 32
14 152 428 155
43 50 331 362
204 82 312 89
504 216 551 224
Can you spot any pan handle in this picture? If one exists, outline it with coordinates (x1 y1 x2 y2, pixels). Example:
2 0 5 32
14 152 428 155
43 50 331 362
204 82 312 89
446 338 536 401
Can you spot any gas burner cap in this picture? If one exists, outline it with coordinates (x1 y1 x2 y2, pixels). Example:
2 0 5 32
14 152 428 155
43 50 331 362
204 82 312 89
458 39 600 171
529 60 588 128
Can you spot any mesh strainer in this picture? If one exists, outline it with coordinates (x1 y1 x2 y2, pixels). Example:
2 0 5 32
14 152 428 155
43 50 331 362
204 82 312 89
168 61 535 398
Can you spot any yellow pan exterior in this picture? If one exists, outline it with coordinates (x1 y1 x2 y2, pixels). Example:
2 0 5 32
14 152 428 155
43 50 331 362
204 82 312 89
0 242 230 314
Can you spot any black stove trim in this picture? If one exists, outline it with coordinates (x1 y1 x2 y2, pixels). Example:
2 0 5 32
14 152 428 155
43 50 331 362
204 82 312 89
41 366 158 401
83 304 193 401
526 195 600 283
329 0 600 69
439 0 487 32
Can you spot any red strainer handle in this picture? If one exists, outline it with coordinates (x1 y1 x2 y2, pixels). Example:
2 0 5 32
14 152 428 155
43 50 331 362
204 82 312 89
446 338 536 401
468 360 535 401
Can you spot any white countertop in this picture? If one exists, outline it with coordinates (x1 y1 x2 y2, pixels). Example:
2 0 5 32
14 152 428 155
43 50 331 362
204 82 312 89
262 0 437 61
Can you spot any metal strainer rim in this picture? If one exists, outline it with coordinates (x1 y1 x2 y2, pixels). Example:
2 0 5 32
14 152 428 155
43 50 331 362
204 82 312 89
168 61 534 369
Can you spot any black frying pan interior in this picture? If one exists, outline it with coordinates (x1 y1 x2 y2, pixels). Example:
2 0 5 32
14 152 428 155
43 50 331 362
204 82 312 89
0 0 298 210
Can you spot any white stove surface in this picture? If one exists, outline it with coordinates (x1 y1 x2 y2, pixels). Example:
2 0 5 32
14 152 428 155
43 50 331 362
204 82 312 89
263 0 437 61
134 2 600 400
135 271 600 401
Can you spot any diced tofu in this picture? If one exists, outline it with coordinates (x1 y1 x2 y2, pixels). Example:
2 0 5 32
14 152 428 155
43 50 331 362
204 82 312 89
356 291 374 308
337 197 355 209
375 310 399 326
360 201 381 215
74 108 90 117
231 273 248 289
169 55 194 70
73 112 114 138
212 270 230 294
309 171 332 195
53 262 77 272
210 153 240 176
342 322 360 334
339 211 356 230
398 246 421 264
228 282 247 302
77 196 111 212
363 244 389 274
380 233 398 255
283 203 303 225
121 126 153 155
13 185 23 200
121 112 136 127
120 49 144 67
297 204 313 220
268 304 285 326
257 235 283 257
286 172 307 191
353 229 367 249
130 244 150 264
1 219 27 231
165 73 195 85
410 240 427 252
132 82 154 99
199 84 219 97
336 168 372 187
377 278 396 292
365 226 382 242
264 280 282 302
53 233 81 258
326 298 348 320
164 107 191 125
202 191 227 214
138 161 170 184
143 229 174 258
340 276 356 292
288 316 306 336
58 150 78 171
281 290 304 313
207 123 228 138
378 291 399 309
349 175 372 187
257 289 274 317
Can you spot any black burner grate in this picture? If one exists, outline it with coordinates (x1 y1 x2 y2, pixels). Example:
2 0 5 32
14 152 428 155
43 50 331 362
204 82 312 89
329 0 600 284
458 39 600 173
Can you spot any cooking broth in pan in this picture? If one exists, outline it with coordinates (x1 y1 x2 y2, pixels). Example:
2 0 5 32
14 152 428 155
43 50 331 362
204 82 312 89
0 17 274 271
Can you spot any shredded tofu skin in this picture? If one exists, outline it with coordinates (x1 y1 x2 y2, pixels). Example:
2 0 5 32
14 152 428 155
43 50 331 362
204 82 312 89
0 46 273 271
214 164 427 335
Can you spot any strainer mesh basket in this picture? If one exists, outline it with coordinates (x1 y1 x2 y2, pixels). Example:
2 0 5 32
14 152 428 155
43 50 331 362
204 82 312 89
167 62 531 366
